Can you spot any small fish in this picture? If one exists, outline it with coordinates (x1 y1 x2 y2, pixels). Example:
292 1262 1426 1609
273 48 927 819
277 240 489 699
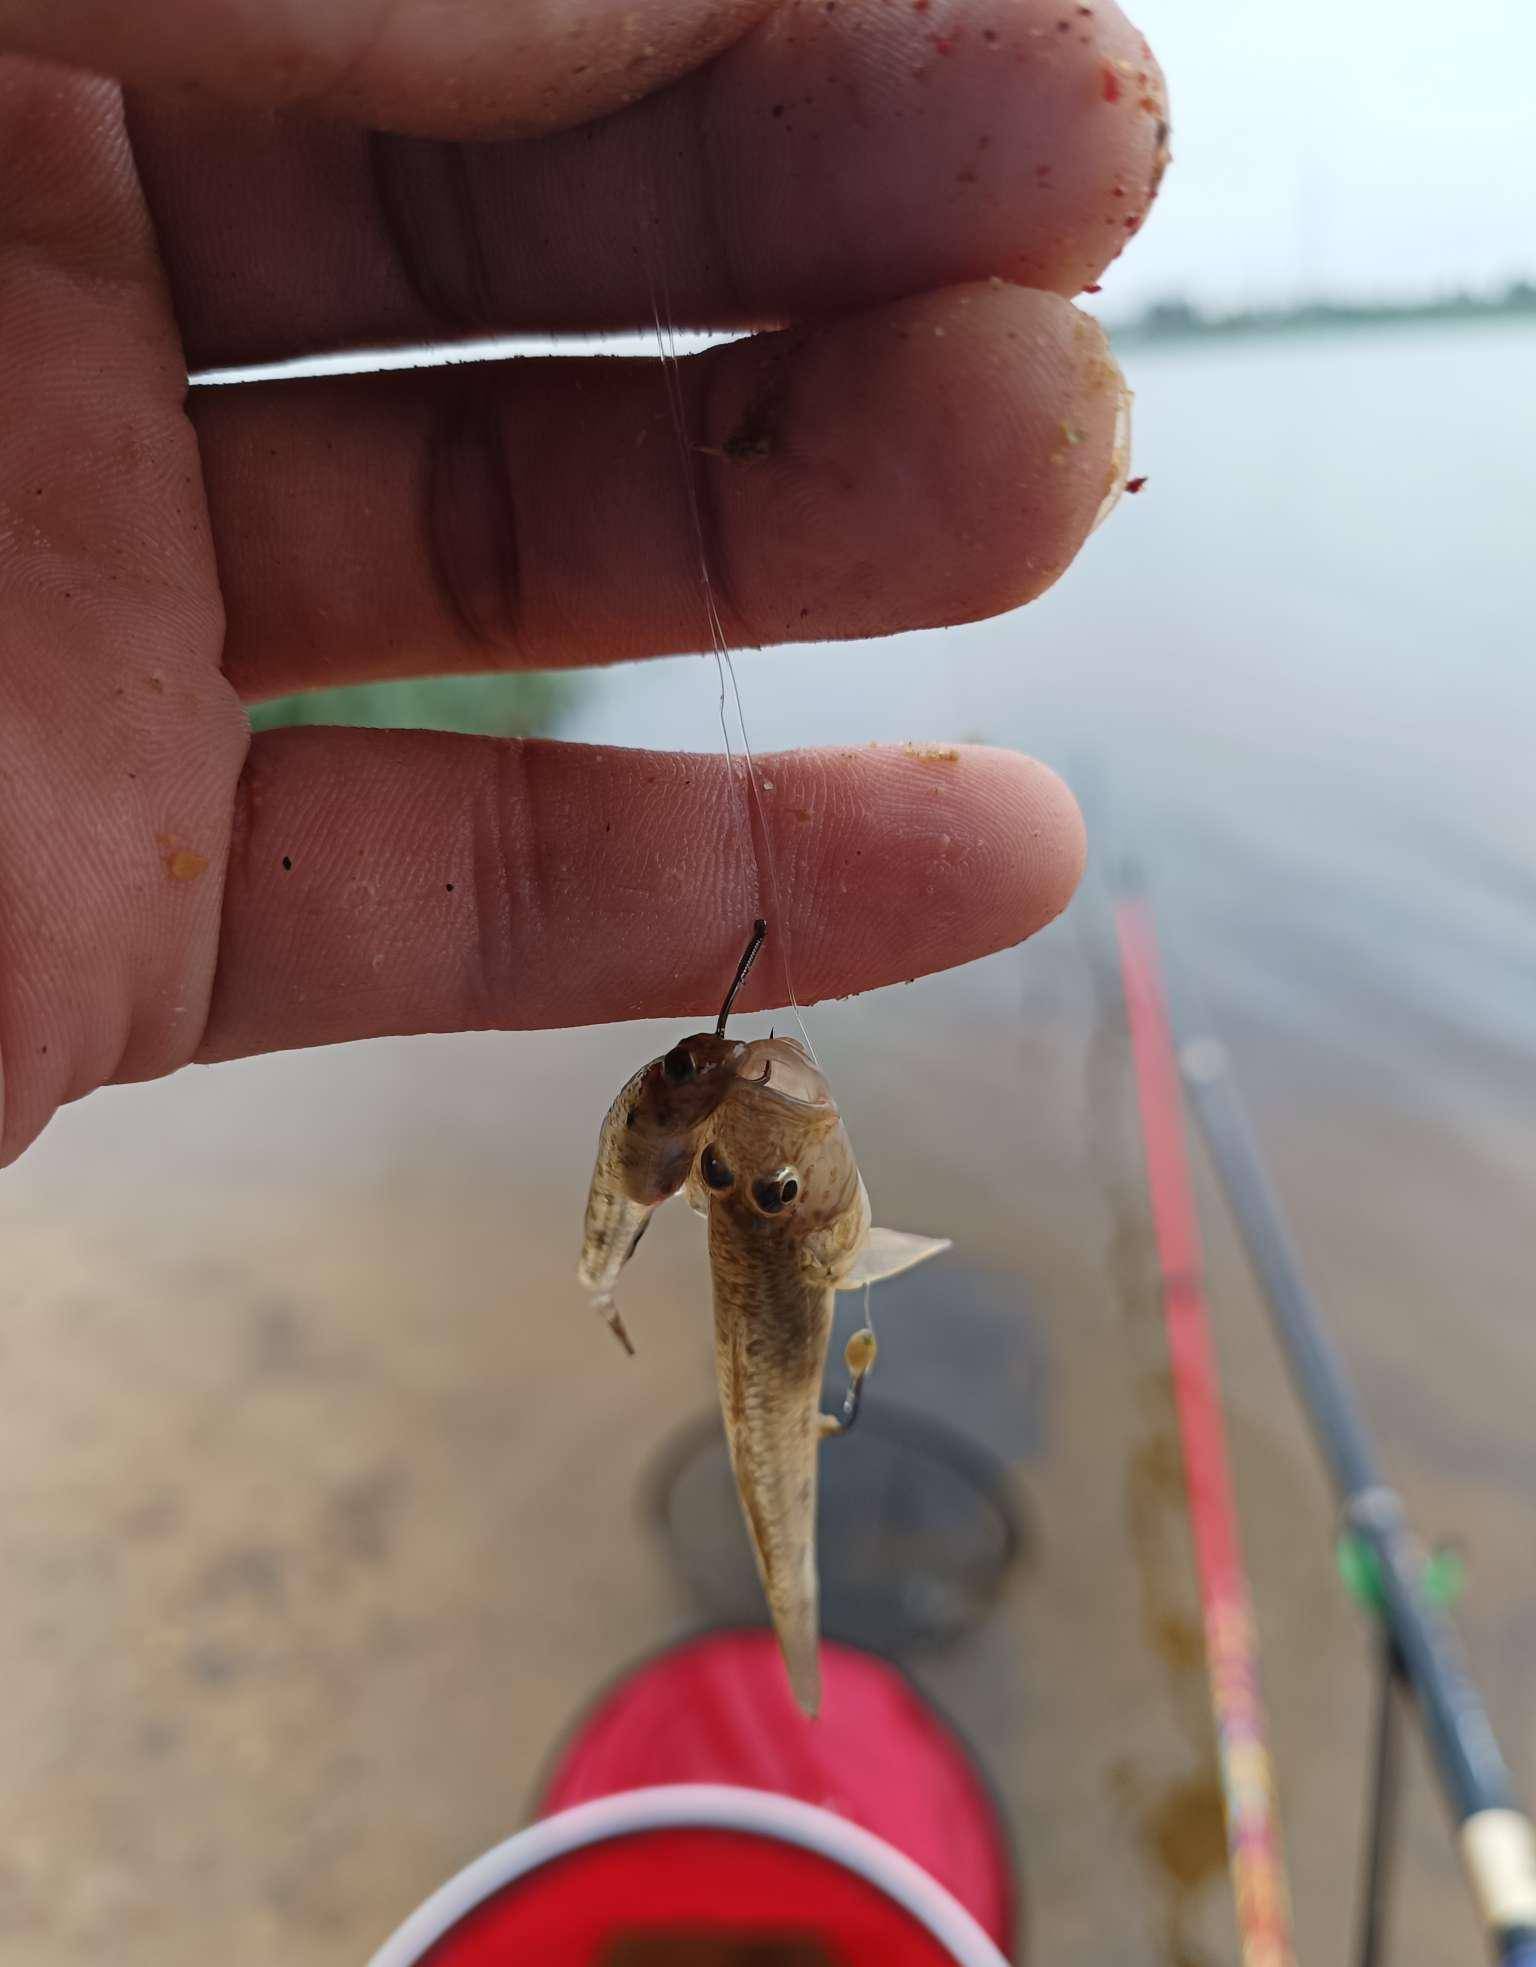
577 921 766 1353
578 923 950 1713
688 1033 949 1716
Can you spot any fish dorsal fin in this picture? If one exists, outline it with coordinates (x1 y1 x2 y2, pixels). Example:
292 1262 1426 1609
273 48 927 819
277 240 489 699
835 1229 952 1291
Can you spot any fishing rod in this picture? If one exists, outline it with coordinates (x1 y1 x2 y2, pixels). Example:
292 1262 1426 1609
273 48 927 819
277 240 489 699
1114 892 1297 1967
1113 879 1536 1965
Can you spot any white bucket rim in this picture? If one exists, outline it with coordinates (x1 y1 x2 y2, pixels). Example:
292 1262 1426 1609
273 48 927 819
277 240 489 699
367 1781 1011 1967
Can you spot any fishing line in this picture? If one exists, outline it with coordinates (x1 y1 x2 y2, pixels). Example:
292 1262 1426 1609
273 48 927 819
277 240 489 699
637 206 818 1065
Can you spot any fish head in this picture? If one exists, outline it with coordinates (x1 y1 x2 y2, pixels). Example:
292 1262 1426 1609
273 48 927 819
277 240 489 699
633 1031 749 1135
692 1036 861 1241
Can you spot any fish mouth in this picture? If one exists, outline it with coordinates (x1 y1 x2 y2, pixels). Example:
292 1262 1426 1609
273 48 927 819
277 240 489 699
742 1078 834 1120
739 1037 834 1107
650 1042 751 1129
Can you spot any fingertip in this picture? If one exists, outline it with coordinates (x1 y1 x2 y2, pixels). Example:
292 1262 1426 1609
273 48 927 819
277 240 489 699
718 0 1171 308
709 284 1129 649
947 288 1130 611
915 742 1087 945
1039 0 1173 293
770 741 1085 1000
1006 747 1089 933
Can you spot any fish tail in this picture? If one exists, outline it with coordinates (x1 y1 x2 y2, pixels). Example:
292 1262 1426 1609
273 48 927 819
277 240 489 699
750 1498 822 1716
773 1565 823 1718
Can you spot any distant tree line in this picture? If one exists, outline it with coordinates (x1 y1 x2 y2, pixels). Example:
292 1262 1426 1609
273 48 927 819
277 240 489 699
1114 278 1536 345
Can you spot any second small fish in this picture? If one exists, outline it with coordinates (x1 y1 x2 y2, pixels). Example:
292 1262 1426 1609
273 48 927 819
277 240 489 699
578 922 767 1352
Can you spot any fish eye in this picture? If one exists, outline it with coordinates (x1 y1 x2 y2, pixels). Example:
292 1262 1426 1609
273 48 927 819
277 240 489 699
699 1142 734 1192
662 1045 697 1083
751 1167 801 1214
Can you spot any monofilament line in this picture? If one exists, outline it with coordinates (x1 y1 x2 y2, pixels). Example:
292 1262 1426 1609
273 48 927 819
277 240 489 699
638 207 818 1065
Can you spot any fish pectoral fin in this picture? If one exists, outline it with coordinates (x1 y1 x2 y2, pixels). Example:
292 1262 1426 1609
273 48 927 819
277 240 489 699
834 1228 953 1291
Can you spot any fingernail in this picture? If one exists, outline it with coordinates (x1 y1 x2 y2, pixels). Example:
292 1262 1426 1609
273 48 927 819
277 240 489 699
1091 371 1135 534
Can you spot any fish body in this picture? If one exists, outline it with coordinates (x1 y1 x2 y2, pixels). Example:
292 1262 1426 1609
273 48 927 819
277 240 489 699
710 1232 835 1715
692 1037 881 1716
578 1033 747 1346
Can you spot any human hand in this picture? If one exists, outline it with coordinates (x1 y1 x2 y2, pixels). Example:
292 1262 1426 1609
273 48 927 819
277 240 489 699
0 0 1167 1163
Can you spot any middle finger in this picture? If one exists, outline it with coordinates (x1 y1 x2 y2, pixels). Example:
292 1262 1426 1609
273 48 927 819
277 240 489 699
196 283 1130 701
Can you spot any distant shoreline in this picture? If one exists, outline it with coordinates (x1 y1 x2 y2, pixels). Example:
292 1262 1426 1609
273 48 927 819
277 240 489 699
1106 285 1536 349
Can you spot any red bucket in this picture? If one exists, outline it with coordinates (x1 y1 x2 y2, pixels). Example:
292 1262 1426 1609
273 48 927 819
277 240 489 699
369 1631 1017 1965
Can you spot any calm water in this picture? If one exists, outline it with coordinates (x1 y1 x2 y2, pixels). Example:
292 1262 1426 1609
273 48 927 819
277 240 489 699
5 318 1534 1967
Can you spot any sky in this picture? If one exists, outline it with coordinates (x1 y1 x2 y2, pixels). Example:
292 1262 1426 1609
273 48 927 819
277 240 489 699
1104 0 1536 315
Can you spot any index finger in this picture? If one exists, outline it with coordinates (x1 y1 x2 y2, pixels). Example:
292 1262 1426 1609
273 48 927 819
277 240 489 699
199 735 1086 1061
0 0 774 138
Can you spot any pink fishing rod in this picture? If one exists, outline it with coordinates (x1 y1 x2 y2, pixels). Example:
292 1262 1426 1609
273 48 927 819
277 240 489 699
1116 878 1536 1967
1114 890 1298 1967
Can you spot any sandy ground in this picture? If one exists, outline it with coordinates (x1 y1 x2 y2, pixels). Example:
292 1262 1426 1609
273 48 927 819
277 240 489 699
2 915 1532 1964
